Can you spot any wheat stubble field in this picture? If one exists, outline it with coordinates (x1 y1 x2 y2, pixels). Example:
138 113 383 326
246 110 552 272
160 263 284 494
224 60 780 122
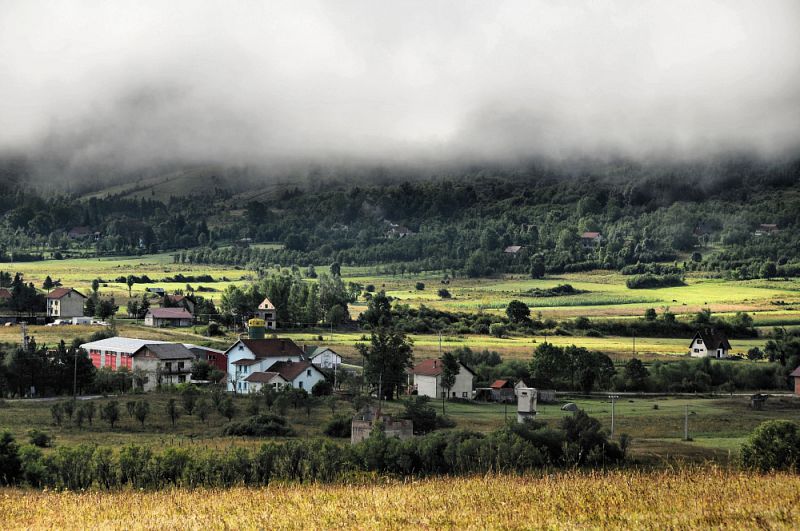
1 469 798 530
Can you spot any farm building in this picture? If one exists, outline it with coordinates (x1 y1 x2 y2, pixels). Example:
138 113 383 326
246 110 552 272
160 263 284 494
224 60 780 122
411 358 474 400
790 367 800 395
163 295 195 314
256 297 277 329
144 308 193 327
225 336 306 393
688 329 731 358
185 344 227 372
504 245 524 254
305 346 342 369
80 337 171 371
46 288 86 319
489 379 516 402
131 343 195 391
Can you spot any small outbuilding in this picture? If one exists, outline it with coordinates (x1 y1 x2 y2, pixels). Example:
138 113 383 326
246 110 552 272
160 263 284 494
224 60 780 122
144 308 193 327
790 366 800 395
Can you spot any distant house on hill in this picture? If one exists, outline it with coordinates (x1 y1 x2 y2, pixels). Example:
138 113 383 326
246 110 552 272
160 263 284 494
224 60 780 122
755 224 779 237
144 308 193 327
385 222 414 239
411 358 474 400
68 226 92 239
504 245 524 255
256 297 277 329
46 288 86 319
580 231 603 249
688 329 731 359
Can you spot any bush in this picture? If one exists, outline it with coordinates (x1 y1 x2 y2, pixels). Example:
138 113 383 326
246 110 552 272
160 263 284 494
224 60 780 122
311 380 333 397
0 431 20 485
740 420 800 471
324 415 352 438
27 430 52 448
415 282 425 291
625 274 685 289
438 288 451 299
223 414 295 437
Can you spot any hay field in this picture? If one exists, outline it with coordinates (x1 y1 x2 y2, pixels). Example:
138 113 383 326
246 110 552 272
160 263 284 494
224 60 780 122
1 469 798 530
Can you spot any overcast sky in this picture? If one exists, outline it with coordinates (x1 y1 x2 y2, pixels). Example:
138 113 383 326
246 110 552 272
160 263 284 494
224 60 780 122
1 0 799 171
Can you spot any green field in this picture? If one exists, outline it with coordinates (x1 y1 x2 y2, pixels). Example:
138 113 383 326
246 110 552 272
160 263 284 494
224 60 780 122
2 392 799 463
3 253 798 361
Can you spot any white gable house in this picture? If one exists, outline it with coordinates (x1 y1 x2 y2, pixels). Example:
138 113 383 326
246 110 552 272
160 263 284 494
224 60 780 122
411 358 474 400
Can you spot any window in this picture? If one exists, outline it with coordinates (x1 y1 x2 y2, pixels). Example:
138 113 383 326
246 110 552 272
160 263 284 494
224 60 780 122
178 375 186 383
462 392 468 398
178 362 184 370
306 369 311 376
298 381 304 389
697 339 703 344
693 348 700 353
165 362 172 372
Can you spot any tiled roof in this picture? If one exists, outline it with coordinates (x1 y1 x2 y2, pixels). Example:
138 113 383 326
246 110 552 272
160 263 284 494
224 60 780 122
244 371 285 384
47 287 86 300
148 308 193 319
268 360 317 382
234 338 304 359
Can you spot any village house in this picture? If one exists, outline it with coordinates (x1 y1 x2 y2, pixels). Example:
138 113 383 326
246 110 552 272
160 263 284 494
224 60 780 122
67 226 92 239
268 360 326 391
504 245 524 255
144 308 193 327
79 336 171 371
305 346 342 369
688 329 732 358
790 367 800 395
225 337 306 393
163 294 195 314
411 358 474 400
131 343 196 391
754 224 779 237
46 287 87 319
255 297 277 329
385 222 414 239
580 231 603 249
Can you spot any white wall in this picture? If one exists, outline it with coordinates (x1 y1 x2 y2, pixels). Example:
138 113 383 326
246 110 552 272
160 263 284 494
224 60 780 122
414 366 474 400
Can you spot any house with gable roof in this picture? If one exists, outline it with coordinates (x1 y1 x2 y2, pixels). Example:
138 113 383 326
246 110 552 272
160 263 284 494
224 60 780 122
688 328 732 359
46 287 87 319
411 358 474 400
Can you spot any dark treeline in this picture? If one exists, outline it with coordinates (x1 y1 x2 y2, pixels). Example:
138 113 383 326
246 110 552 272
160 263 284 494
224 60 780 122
0 410 624 489
1 158 799 277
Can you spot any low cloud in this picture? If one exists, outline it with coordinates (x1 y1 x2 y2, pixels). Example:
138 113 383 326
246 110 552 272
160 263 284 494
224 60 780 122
1 0 799 175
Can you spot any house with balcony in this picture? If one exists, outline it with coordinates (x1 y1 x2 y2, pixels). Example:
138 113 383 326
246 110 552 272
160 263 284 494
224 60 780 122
131 343 195 391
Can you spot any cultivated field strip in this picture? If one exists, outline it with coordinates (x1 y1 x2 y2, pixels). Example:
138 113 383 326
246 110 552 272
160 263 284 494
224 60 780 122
1 469 798 530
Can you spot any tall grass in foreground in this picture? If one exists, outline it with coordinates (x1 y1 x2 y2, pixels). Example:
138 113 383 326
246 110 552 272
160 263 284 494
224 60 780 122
2 468 798 529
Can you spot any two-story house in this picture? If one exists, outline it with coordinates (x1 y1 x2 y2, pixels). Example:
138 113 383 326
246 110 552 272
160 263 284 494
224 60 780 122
46 288 87 319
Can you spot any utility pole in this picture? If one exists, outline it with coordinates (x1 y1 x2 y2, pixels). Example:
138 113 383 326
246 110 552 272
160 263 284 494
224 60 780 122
438 330 442 355
684 404 689 441
73 349 78 399
609 394 620 438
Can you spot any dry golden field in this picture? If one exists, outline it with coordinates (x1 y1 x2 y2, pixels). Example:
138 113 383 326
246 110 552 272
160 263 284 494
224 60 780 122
1 469 798 530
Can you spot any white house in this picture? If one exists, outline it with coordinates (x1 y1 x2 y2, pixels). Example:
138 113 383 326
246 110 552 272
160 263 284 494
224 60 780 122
268 360 326 392
411 358 474 400
225 338 305 393
306 346 342 369
46 287 86 319
688 329 731 359
256 297 277 329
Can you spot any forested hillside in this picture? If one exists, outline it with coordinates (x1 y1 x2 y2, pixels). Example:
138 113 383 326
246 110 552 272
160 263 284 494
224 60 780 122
1 157 798 278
